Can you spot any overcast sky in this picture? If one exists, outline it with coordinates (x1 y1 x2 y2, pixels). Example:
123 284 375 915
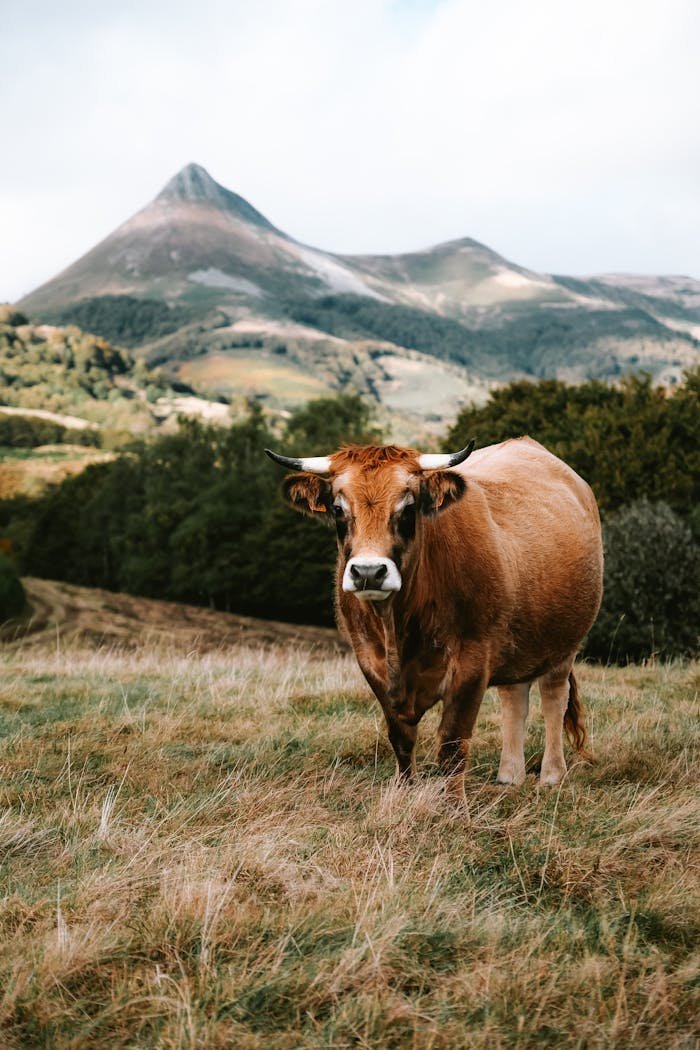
2 0 699 302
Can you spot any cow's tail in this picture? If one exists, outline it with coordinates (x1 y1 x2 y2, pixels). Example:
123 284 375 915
563 671 594 762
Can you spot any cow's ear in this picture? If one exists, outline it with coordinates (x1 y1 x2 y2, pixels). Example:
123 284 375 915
282 472 331 517
420 471 467 517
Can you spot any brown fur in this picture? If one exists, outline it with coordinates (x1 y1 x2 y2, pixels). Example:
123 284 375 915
330 444 420 471
281 437 604 798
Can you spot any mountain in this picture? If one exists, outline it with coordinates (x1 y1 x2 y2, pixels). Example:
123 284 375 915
18 164 577 320
18 163 700 427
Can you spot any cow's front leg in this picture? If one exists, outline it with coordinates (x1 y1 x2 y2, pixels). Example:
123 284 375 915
384 708 419 782
437 674 486 802
355 645 389 707
353 645 418 781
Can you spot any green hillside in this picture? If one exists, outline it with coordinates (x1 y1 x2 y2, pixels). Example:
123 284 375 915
0 307 175 433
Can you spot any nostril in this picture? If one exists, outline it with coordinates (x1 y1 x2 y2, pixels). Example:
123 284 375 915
349 562 389 589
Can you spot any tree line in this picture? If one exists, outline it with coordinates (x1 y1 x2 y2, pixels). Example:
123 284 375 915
41 295 189 349
0 413 101 448
1 374 698 662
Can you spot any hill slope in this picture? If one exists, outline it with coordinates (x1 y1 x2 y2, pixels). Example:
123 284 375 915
0 306 250 439
3 577 342 651
18 164 700 424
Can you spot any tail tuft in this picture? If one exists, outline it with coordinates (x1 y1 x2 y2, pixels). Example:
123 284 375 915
563 671 594 763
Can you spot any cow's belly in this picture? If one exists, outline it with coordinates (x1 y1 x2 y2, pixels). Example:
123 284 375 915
487 594 600 686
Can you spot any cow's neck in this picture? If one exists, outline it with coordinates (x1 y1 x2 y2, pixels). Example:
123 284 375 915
374 599 402 697
353 506 486 655
397 512 482 643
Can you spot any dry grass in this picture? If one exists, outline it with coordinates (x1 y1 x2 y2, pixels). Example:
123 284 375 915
0 639 698 1048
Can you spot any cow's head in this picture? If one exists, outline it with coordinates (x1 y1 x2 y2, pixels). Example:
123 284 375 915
265 442 474 601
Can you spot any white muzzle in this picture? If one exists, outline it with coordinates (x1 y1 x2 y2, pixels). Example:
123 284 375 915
342 556 402 600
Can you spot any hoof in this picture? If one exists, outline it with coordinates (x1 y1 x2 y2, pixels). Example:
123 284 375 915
496 763 526 786
540 767 566 787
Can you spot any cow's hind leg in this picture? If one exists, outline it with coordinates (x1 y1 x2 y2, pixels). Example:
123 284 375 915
538 661 575 786
496 682 530 785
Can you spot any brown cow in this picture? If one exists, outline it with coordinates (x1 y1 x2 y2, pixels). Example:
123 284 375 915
266 438 603 801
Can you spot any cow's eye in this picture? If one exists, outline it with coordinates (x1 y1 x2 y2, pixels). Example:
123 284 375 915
397 502 416 540
333 503 348 542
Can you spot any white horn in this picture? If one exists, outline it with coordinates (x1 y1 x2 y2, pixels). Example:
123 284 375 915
300 455 332 473
265 449 331 473
418 440 475 470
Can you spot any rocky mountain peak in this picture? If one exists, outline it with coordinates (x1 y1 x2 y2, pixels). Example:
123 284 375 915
155 163 277 231
158 163 223 204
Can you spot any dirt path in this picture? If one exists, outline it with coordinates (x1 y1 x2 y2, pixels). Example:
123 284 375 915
3 577 345 653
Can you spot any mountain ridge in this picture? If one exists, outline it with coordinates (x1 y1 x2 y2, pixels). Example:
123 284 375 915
17 163 700 427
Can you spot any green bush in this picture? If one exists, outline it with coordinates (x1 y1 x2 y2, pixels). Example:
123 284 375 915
444 371 700 524
0 305 28 326
585 500 700 663
0 552 25 622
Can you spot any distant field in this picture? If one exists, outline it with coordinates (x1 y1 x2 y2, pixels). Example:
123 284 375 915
177 351 331 406
0 446 114 499
0 607 697 1046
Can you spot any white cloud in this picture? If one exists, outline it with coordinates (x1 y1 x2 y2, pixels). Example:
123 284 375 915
1 0 698 302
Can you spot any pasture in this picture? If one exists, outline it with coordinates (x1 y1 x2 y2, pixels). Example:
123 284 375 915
176 351 330 407
0 625 698 1047
0 446 113 500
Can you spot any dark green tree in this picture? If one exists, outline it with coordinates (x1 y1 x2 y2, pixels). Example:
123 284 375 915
282 392 383 453
7 393 383 625
443 371 700 523
0 552 25 622
585 500 700 663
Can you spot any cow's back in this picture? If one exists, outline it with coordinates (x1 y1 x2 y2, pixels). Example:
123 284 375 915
445 437 603 678
458 436 599 539
461 436 592 504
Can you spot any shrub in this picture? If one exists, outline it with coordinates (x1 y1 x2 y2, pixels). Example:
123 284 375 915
0 414 101 448
585 500 700 663
0 305 28 326
0 552 25 622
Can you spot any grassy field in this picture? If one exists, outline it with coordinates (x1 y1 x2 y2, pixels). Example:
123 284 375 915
176 352 331 407
0 632 697 1047
0 446 114 499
